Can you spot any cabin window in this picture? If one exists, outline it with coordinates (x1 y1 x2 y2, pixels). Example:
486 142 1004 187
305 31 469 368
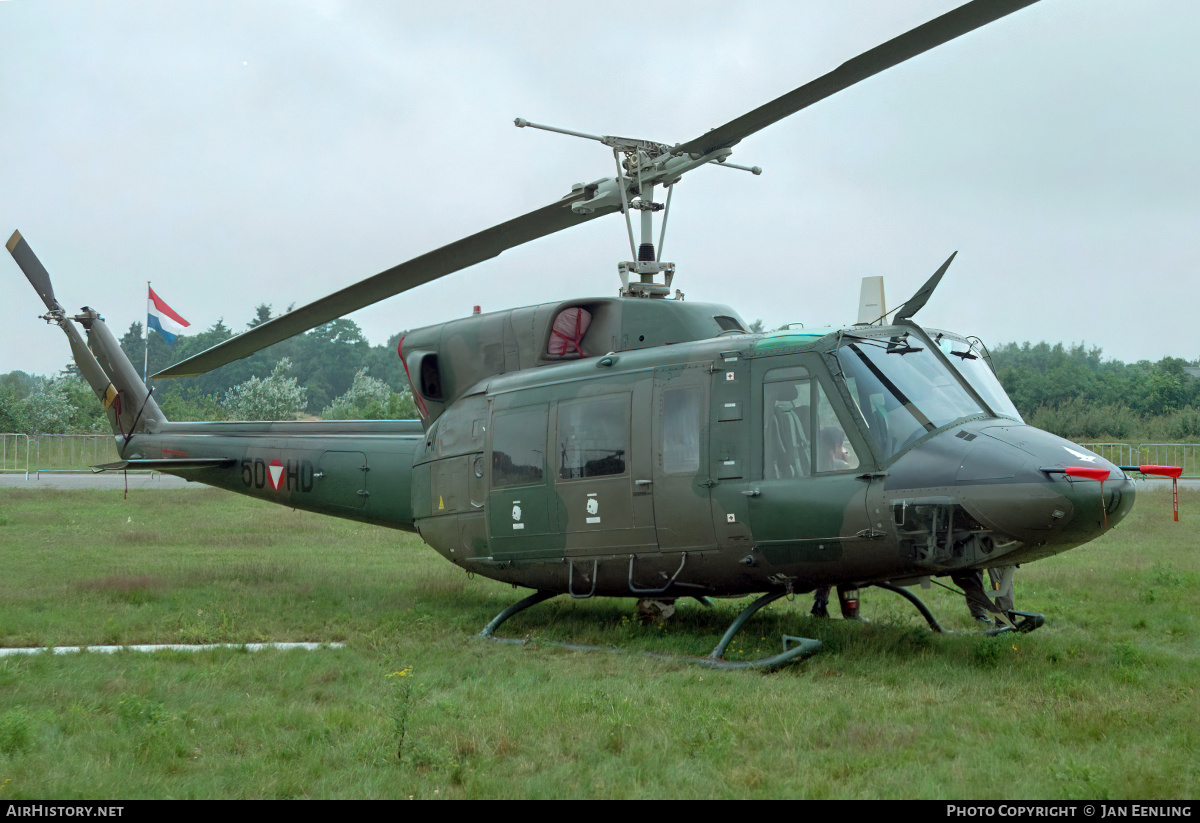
663 386 703 474
556 395 628 480
491 406 547 487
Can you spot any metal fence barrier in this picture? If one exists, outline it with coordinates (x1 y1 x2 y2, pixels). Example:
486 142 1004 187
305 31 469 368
1 433 30 475
1081 443 1200 478
0 433 119 476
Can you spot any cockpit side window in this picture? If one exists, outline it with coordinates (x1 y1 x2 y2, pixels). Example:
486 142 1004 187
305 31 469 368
763 379 861 478
764 379 812 480
815 382 860 473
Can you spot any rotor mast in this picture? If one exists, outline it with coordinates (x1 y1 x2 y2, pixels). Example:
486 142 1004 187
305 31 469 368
515 117 761 298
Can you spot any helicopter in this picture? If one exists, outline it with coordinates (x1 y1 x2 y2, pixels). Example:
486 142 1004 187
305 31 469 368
8 0 1175 670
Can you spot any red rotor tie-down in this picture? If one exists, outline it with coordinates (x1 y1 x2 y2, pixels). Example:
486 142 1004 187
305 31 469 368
1116 465 1184 522
1064 466 1112 526
1063 466 1110 482
1139 465 1182 522
1138 465 1183 479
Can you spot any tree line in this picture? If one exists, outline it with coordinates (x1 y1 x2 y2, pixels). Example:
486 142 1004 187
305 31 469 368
1 304 417 433
989 342 1200 441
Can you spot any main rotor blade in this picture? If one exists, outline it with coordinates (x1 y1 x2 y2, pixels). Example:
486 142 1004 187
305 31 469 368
8 230 60 311
156 193 618 378
674 0 1040 157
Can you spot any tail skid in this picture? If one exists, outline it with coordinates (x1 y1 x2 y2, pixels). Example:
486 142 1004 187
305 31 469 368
7 230 166 446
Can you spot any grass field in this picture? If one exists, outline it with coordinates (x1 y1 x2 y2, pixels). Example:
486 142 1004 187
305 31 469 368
0 486 1196 799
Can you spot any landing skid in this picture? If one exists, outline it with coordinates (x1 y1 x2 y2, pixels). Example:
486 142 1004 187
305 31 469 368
477 583 1043 671
873 582 1045 636
479 588 823 672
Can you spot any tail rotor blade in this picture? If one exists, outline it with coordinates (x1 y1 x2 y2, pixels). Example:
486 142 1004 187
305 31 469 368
5 230 123 410
7 230 61 312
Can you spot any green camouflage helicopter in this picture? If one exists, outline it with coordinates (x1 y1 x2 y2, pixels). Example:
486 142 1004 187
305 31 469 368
9 0 1169 670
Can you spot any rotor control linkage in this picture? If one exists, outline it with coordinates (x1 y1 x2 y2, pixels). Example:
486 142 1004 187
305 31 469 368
514 117 762 176
516 116 762 298
514 116 756 201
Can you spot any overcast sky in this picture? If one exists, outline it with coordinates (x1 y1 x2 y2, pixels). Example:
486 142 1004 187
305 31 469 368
3 0 1198 380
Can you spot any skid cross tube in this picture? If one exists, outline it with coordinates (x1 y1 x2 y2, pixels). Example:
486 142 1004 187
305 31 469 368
873 582 1044 636
703 590 823 671
478 590 558 640
478 589 820 671
875 582 946 632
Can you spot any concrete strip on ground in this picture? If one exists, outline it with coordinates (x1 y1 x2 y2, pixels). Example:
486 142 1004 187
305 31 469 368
0 472 199 489
0 642 346 657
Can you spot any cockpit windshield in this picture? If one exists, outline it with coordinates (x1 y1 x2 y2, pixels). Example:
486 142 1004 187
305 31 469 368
836 334 983 459
928 331 1023 422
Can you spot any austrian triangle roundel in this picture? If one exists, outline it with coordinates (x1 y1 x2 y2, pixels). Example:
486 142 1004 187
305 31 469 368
267 459 285 491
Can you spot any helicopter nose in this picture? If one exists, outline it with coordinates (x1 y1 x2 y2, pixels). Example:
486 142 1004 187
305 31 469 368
884 424 1135 567
953 425 1134 556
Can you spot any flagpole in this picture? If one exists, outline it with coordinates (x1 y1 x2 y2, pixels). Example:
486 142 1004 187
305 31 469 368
144 281 150 389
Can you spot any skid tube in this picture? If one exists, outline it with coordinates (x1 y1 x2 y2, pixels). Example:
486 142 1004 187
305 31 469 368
872 582 1045 636
479 588 822 672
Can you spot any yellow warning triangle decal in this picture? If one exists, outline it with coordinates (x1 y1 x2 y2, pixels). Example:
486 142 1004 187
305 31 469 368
438 495 444 510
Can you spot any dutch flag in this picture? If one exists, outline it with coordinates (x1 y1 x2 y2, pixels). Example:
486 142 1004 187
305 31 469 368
147 286 190 345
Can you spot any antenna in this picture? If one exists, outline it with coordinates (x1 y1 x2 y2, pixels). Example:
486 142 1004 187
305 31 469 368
856 276 887 326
